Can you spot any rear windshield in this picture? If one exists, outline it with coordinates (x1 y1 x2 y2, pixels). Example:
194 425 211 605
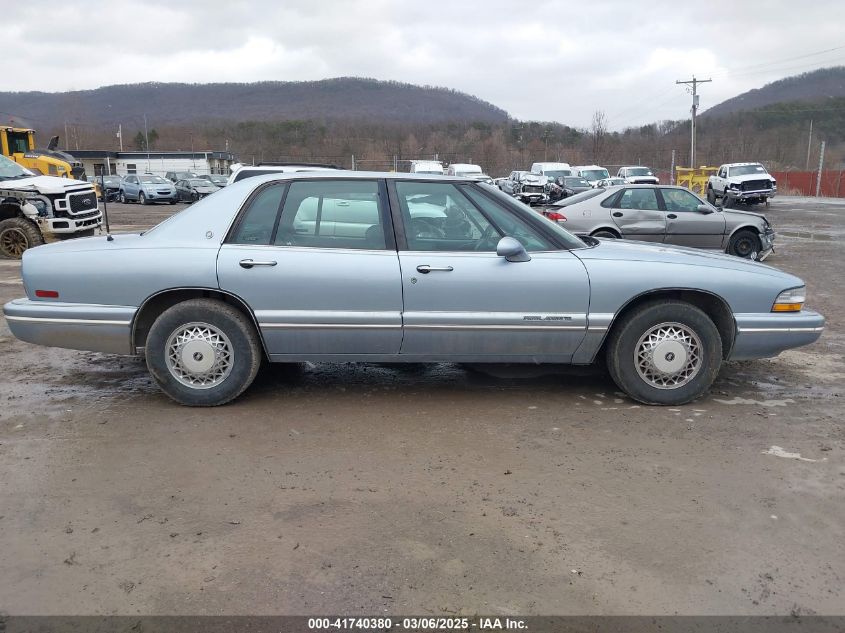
553 188 605 206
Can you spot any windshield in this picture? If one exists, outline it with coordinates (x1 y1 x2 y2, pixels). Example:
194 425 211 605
581 169 610 181
554 188 605 207
543 170 571 179
211 175 227 182
455 171 481 177
565 177 590 187
0 154 35 180
189 179 210 186
415 170 442 175
730 164 767 177
102 176 121 184
627 167 653 176
140 175 168 184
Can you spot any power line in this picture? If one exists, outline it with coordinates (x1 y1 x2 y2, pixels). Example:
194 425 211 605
711 44 845 77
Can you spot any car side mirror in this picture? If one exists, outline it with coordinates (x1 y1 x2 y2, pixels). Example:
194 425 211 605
496 236 531 262
697 204 714 214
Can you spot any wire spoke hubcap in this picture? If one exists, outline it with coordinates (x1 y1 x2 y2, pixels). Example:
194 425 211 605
635 322 702 389
165 322 233 389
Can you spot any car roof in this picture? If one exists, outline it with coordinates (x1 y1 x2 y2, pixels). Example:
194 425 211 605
236 171 514 185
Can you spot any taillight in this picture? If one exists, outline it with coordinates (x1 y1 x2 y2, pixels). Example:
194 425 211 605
547 212 566 222
35 290 59 298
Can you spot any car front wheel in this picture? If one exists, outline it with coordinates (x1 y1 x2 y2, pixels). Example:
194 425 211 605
145 299 262 406
606 300 722 405
728 229 761 259
706 187 716 204
139 192 148 205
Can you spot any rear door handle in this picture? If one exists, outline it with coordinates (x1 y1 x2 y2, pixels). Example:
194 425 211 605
667 214 678 219
612 212 623 217
416 265 453 274
239 259 277 269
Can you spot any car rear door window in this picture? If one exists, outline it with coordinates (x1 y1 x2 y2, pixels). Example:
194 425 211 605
274 180 386 250
617 188 659 210
229 183 287 245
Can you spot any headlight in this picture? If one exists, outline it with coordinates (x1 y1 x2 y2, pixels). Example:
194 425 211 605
729 183 740 190
772 287 805 312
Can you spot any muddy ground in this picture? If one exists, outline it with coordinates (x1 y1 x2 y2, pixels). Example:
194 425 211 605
0 197 842 616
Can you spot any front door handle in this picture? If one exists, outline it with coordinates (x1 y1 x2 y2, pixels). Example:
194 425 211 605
667 213 678 219
612 212 623 217
416 265 454 274
239 259 277 269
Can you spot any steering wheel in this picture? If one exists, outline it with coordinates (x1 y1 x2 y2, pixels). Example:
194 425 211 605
474 224 499 251
410 218 445 239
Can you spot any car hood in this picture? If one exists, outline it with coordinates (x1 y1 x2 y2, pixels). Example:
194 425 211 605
0 175 92 194
573 238 790 278
721 208 768 224
729 172 774 183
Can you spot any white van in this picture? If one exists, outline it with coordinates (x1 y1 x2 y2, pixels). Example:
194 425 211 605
530 162 571 181
446 163 483 177
409 160 444 175
571 165 611 187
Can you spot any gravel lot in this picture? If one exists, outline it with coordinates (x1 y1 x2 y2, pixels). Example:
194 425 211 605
0 197 842 616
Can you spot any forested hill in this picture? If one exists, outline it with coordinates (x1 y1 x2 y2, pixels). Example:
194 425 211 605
0 77 510 128
702 66 845 118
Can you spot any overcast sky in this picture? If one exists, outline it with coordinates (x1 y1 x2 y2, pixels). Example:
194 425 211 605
4 0 844 130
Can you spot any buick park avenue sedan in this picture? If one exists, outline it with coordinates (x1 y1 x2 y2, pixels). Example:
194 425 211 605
4 173 824 407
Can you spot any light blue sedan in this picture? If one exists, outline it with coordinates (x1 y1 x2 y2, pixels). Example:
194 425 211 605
119 173 178 205
3 172 824 406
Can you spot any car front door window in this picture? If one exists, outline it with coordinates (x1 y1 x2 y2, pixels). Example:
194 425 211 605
662 188 703 213
396 181 501 252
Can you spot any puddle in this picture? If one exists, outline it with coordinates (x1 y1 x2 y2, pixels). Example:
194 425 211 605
762 445 825 462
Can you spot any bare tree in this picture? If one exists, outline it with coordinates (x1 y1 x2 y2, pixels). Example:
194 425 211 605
590 110 608 163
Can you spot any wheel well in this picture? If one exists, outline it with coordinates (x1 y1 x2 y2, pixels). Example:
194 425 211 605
0 203 23 221
730 225 761 239
598 289 736 361
590 227 620 238
132 288 268 358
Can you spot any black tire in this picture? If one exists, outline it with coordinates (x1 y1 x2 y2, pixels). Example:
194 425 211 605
727 229 760 259
119 191 127 204
170 199 177 205
721 193 733 209
591 229 619 239
145 299 262 406
0 217 45 259
139 192 148 205
706 187 716 204
606 300 722 405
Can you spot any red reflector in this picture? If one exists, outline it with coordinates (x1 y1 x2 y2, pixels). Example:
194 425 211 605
35 290 59 298
547 212 566 222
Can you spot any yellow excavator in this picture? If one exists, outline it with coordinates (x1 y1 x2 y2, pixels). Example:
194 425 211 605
1 127 87 180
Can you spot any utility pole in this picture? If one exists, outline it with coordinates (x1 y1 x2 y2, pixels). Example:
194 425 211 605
805 120 813 170
815 141 825 197
143 114 150 172
117 124 123 151
676 76 711 168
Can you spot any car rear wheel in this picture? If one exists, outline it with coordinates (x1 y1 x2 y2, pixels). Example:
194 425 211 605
145 299 262 406
0 217 44 259
606 300 722 405
728 229 760 259
591 229 619 239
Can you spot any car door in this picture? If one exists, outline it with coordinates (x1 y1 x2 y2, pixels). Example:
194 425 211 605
124 176 139 200
610 187 666 242
659 188 726 249
391 180 590 361
173 180 184 201
217 179 403 358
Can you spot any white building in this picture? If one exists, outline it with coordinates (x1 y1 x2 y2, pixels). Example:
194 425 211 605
72 150 236 178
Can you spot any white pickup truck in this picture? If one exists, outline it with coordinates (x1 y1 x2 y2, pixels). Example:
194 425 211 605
0 154 102 258
706 162 777 208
